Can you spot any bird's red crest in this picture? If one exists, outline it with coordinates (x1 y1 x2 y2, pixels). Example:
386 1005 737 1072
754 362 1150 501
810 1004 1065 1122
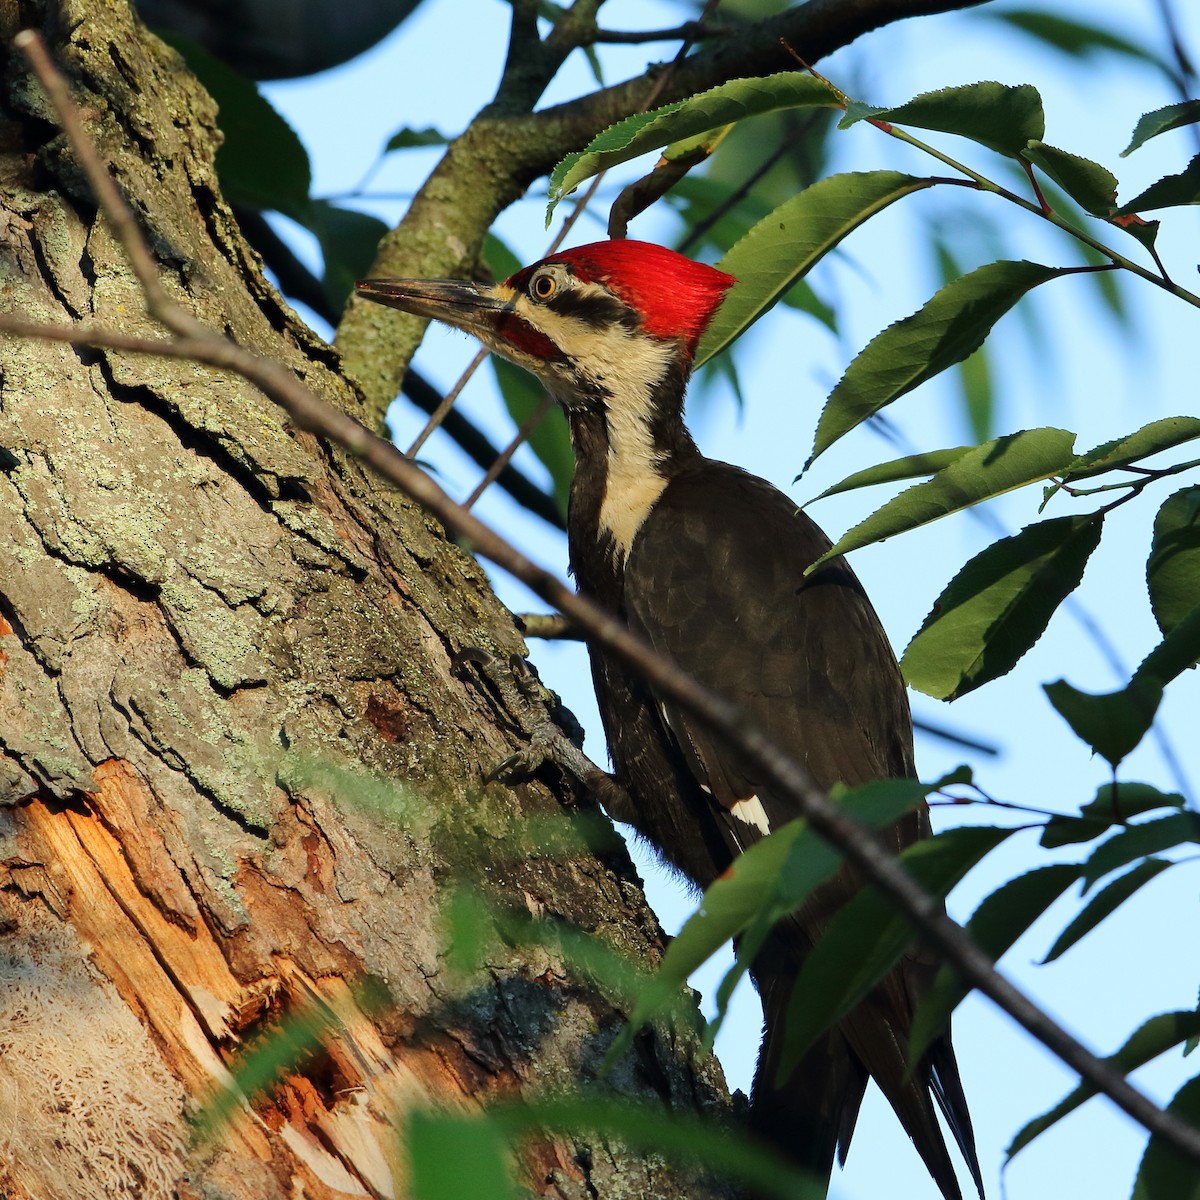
512 241 735 356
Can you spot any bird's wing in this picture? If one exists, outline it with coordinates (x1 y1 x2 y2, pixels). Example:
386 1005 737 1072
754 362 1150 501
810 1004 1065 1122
623 460 915 844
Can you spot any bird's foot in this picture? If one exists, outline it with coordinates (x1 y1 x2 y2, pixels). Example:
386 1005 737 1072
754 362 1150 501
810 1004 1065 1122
453 646 585 779
452 647 638 824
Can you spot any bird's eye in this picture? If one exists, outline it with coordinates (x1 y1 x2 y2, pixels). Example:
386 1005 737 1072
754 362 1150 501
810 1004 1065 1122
530 272 557 302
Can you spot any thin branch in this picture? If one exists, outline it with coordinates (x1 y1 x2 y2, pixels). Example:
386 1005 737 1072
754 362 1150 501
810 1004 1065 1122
15 27 1200 1168
404 347 488 458
592 22 720 45
464 392 556 510
403 370 565 528
231 207 563 524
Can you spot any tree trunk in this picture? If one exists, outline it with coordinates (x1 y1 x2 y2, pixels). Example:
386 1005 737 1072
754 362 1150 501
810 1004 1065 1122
0 3 733 1197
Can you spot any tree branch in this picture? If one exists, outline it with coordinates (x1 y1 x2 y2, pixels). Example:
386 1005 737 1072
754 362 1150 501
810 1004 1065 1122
15 27 1200 1171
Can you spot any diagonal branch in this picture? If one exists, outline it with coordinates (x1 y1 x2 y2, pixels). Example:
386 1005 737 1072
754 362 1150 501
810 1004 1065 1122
13 27 1200 1171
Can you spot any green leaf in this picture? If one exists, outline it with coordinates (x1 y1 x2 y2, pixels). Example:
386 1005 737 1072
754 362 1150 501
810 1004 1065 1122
385 127 450 152
1009 1009 1200 1160
1041 858 1172 963
1132 1074 1200 1200
1021 141 1118 215
1110 211 1162 255
1123 101 1200 156
1041 782 1187 848
1036 787 1185 854
1043 677 1162 767
805 446 973 505
902 514 1103 700
303 200 388 311
777 824 1013 1079
485 1096 821 1200
910 863 1081 1060
1082 812 1200 890
985 10 1166 70
1116 155 1200 215
844 82 1045 156
547 73 841 218
931 239 997 440
409 1111 517 1200
482 232 524 283
810 262 1071 463
813 428 1079 566
1062 417 1200 482
161 34 311 218
1148 487 1200 635
694 171 937 367
491 358 573 515
198 1003 336 1138
609 778 938 1068
1139 603 1200 684
1080 782 1186 823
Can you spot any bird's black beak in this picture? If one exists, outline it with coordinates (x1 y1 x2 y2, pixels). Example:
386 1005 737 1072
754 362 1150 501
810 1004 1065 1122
355 277 510 344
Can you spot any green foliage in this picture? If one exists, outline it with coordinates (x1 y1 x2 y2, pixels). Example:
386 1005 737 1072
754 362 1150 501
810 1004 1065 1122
984 8 1167 71
605 776 942 1068
159 34 312 217
811 427 1079 565
842 81 1046 156
902 514 1103 700
1123 101 1200 156
547 73 842 218
385 127 451 152
1043 676 1162 768
1148 488 1200 634
1040 858 1173 963
695 171 937 366
807 263 1073 465
776 824 1013 1080
910 862 1082 1060
1021 141 1118 214
1133 1075 1200 1200
1116 155 1200 214
409 1111 517 1200
804 445 974 504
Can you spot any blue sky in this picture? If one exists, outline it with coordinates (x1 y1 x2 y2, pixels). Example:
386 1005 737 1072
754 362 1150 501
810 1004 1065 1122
261 3 1200 1196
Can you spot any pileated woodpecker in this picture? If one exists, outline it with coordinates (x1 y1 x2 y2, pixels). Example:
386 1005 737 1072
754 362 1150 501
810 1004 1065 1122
358 241 983 1199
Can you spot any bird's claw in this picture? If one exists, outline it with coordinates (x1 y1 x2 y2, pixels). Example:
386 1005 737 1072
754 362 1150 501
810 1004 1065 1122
454 644 588 781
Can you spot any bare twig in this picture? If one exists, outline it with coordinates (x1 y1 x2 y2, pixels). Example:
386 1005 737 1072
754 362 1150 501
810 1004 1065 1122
464 391 557 510
590 22 719 45
14 26 1200 1169
404 347 488 457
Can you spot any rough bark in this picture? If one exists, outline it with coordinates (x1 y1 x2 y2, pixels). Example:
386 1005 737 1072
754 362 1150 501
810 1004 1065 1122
0 4 733 1197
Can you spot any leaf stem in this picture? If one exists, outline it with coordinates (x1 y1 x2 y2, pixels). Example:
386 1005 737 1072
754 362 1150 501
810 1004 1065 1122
871 122 1200 307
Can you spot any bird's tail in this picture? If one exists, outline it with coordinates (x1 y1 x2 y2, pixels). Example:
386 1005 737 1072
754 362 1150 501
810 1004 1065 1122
748 954 867 1192
749 944 984 1200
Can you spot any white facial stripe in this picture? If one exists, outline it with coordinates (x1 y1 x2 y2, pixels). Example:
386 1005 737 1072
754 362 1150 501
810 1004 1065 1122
507 286 676 558
729 795 771 836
